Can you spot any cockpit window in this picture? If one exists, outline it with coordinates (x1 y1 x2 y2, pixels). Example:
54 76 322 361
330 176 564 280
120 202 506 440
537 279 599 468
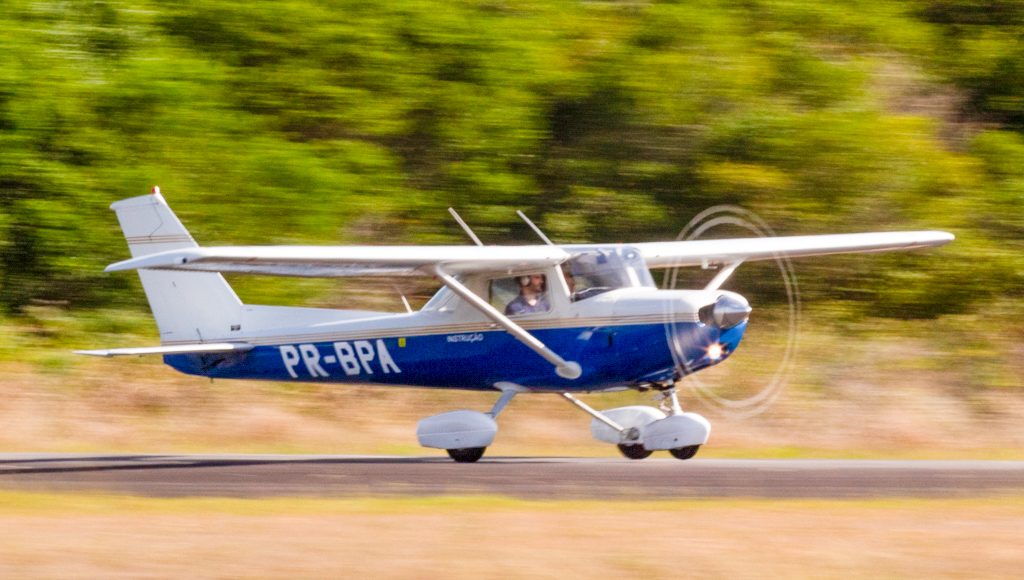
490 274 551 316
564 246 654 302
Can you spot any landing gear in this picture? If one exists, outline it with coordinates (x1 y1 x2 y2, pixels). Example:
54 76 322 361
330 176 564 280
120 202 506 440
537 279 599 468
447 447 486 463
567 384 711 460
653 384 685 415
418 385 526 463
669 445 700 460
617 444 653 460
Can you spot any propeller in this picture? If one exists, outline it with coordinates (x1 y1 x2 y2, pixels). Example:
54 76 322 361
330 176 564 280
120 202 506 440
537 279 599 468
663 205 801 418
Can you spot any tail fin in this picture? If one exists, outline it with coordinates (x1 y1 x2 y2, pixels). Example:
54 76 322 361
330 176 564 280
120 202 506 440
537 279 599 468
110 189 242 345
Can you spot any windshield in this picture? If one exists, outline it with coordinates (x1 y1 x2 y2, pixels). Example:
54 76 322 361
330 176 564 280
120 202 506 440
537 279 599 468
564 246 654 301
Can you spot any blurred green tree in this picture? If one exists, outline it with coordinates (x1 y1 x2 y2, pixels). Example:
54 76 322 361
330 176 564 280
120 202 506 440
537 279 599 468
0 0 1019 318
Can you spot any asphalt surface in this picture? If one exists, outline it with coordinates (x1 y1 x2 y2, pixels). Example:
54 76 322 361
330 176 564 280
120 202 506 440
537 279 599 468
1 454 1023 499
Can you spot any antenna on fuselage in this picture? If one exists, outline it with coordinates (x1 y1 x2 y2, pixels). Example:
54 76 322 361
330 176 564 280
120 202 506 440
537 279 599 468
516 210 554 246
448 208 484 246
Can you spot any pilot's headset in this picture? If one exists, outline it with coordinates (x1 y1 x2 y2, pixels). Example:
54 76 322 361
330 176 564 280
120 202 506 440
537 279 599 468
518 275 545 290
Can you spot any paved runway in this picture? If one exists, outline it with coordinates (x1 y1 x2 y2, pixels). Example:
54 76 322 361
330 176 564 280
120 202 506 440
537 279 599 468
2 454 1024 499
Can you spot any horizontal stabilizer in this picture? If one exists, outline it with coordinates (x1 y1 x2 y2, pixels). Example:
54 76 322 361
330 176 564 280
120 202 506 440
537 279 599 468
74 343 253 358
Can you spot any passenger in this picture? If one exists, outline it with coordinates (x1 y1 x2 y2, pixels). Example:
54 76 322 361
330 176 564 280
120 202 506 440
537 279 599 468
562 265 576 294
505 274 549 315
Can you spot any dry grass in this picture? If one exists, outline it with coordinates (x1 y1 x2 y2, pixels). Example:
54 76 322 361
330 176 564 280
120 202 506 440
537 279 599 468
2 352 1023 459
2 306 1024 458
0 492 1022 579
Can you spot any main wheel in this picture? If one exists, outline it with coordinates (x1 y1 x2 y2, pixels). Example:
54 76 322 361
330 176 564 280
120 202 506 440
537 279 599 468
669 445 700 460
447 447 486 463
617 444 653 460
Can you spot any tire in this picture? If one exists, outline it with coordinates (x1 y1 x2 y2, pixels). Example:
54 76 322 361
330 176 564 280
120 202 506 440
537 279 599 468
617 444 653 460
447 447 486 463
669 445 700 460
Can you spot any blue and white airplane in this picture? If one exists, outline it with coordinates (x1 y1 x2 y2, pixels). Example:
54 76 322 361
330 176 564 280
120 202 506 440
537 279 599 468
77 189 954 462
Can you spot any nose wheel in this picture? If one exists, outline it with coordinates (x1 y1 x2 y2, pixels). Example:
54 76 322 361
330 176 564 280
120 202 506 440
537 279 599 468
447 447 486 463
669 445 700 460
617 444 653 460
619 444 700 460
563 388 709 461
656 388 703 460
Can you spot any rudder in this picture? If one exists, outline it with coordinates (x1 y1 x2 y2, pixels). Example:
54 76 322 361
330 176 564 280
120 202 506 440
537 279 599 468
110 189 242 345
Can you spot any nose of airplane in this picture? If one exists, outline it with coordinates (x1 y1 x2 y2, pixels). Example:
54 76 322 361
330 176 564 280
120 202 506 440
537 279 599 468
665 291 751 375
711 293 751 329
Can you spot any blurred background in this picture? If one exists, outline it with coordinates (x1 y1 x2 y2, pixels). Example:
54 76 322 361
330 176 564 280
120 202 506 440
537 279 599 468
2 0 1023 456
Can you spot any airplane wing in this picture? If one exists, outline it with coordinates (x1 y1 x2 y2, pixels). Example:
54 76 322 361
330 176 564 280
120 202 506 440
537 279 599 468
105 245 568 277
105 231 953 278
635 231 954 269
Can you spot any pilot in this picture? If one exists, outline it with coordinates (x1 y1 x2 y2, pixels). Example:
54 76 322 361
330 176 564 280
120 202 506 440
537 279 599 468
505 274 549 315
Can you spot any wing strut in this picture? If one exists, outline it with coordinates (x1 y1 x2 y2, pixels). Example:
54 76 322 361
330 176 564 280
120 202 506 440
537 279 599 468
516 210 554 246
560 393 625 431
704 260 744 291
448 208 484 246
432 267 582 379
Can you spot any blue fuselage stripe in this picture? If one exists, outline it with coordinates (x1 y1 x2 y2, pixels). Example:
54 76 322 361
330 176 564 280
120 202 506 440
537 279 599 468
164 322 747 392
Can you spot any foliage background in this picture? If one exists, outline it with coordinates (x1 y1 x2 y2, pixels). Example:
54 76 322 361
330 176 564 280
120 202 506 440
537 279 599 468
3 0 1024 316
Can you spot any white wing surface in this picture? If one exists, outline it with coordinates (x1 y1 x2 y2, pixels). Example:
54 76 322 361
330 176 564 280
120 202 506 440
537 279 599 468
104 232 953 277
106 245 569 277
636 231 954 268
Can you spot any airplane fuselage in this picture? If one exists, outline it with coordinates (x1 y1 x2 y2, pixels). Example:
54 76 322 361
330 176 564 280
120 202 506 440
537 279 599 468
164 288 749 392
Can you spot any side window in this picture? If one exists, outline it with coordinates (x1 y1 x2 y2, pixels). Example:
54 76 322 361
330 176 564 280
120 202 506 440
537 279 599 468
490 274 551 316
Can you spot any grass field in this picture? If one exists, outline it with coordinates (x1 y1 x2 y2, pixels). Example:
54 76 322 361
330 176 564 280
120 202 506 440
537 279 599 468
2 304 1024 459
3 355 1024 459
0 492 1022 579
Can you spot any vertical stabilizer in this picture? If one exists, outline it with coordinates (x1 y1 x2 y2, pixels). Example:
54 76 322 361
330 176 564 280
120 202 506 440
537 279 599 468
110 189 242 345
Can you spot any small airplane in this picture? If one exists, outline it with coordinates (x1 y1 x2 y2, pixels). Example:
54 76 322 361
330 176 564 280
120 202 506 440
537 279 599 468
76 188 954 462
